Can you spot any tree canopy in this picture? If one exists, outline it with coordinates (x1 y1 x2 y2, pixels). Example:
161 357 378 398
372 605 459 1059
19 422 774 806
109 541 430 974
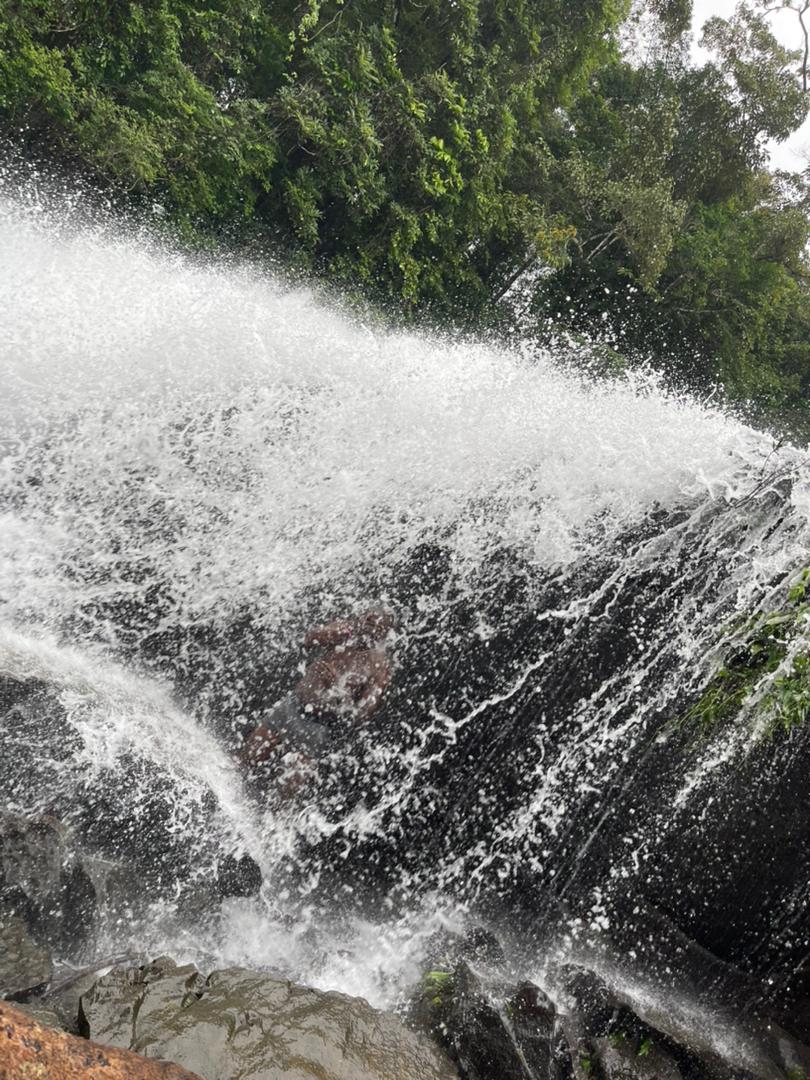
0 0 624 307
2 0 809 434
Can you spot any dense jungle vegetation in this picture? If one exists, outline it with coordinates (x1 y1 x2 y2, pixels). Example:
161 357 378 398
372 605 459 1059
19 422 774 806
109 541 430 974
3 0 810 434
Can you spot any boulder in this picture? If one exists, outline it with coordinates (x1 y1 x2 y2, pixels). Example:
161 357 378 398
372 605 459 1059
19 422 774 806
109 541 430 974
80 956 458 1080
410 961 559 1080
0 914 52 999
557 965 626 1038
409 953 810 1080
419 925 507 971
508 981 565 1078
0 999 203 1079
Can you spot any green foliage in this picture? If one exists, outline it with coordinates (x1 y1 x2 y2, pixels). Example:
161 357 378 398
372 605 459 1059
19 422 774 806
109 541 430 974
656 178 810 407
683 569 810 736
410 967 455 1041
2 0 810 429
0 1 283 219
646 0 693 41
0 0 627 311
701 5 807 143
422 969 454 1008
523 32 810 433
539 60 688 288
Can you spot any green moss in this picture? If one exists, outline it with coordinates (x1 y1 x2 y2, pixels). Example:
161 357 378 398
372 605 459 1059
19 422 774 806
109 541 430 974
683 568 810 735
421 970 454 1010
637 1035 653 1058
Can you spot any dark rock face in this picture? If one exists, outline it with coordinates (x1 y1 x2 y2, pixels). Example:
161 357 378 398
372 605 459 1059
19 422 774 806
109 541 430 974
5 527 810 1068
411 960 561 1080
215 851 262 899
0 810 100 952
409 954 810 1080
639 722 810 983
171 519 810 1014
363 533 810 1015
0 674 260 953
591 1036 682 1080
79 956 458 1080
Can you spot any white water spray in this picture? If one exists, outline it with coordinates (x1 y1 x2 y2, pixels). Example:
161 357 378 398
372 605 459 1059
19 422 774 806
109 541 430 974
2 175 810 1007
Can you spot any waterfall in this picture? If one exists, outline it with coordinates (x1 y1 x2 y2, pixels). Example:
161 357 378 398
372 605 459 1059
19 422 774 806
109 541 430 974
2 174 809 1007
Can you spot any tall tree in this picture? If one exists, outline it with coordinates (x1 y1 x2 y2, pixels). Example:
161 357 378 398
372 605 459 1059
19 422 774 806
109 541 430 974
517 5 810 429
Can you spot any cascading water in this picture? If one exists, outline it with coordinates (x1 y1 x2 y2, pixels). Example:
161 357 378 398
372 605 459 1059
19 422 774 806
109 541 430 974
2 172 810 1016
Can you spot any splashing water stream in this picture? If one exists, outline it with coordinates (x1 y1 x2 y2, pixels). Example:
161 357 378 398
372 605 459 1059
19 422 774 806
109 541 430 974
2 174 810 1016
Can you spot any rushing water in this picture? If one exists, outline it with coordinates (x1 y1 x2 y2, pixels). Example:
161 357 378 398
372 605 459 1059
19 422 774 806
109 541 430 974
2 174 810 1011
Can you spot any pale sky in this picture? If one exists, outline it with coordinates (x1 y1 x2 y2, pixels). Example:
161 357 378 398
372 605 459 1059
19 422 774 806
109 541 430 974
691 0 810 171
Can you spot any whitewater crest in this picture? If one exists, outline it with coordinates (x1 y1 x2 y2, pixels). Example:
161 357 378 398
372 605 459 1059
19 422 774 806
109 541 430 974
2 176 810 1007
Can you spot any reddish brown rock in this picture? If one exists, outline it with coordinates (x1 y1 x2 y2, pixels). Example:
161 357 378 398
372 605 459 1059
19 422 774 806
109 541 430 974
0 1000 202 1080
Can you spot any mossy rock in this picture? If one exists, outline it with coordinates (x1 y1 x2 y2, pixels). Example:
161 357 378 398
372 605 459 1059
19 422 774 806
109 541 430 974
682 568 810 736
408 960 557 1080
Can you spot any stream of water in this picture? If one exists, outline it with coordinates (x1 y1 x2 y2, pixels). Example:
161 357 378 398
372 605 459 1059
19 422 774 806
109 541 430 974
2 171 810 1012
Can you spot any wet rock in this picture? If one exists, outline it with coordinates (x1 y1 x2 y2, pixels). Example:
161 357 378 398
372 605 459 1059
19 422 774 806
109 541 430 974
0 998 204 1079
556 959 810 1080
592 1034 682 1080
0 810 98 950
13 1000 64 1029
0 811 65 898
455 926 506 965
420 925 507 973
0 914 52 999
411 961 557 1080
508 981 568 1078
80 956 458 1080
42 954 143 1035
216 851 262 898
558 965 624 1038
414 954 810 1080
79 956 205 1049
0 675 238 934
612 982 809 1080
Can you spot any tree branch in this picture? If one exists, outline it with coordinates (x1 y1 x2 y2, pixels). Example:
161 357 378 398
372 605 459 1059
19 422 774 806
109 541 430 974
798 1 809 91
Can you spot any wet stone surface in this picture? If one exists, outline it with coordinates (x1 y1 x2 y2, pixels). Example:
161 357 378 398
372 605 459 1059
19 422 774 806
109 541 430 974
0 998 204 1079
591 1035 682 1080
0 805 99 953
0 913 53 999
80 956 459 1080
